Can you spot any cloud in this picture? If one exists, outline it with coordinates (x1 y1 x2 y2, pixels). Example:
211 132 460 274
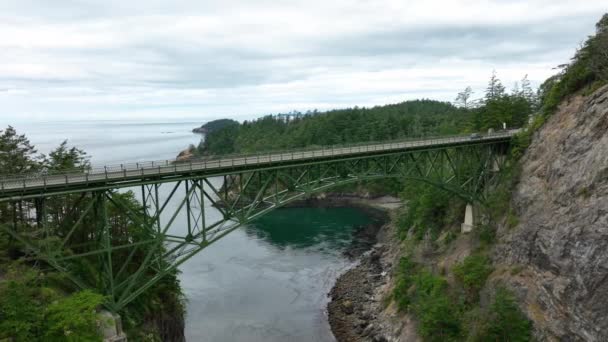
0 0 606 122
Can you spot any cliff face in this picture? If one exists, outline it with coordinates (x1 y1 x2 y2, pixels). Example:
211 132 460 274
495 86 608 341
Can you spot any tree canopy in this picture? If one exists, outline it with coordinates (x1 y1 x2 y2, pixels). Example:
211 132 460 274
197 75 538 156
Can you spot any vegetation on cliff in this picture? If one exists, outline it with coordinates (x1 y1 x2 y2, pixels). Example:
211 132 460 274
0 126 186 341
390 12 607 341
541 13 608 115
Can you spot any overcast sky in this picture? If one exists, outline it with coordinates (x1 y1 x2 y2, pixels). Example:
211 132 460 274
0 0 606 123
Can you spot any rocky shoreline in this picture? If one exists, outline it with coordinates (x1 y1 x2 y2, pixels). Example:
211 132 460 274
321 195 415 342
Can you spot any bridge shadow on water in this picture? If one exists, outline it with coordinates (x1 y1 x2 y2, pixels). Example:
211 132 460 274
244 207 380 253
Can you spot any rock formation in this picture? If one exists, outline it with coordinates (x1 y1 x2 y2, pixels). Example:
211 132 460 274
495 86 608 341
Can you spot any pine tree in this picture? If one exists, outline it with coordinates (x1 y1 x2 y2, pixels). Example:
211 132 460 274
520 74 536 105
0 126 40 175
485 70 506 101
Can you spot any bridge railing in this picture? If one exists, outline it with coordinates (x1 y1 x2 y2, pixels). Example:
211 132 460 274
0 130 517 192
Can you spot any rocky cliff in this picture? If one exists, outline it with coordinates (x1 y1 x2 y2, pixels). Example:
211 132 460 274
495 85 608 341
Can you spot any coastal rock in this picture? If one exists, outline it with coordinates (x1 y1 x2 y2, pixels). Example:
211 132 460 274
176 148 194 162
494 86 608 341
342 300 354 314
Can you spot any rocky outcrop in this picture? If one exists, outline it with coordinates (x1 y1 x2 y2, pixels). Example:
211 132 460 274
176 147 194 162
495 86 608 341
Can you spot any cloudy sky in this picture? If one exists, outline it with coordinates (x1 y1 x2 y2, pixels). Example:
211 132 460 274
0 0 606 123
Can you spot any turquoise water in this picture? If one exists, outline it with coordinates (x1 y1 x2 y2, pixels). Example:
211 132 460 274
5 120 376 341
182 207 375 342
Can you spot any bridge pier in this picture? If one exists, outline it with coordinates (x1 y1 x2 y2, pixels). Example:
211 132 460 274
97 310 127 342
492 155 506 172
461 203 475 233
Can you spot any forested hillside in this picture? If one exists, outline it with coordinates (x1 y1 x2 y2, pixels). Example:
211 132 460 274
196 74 536 156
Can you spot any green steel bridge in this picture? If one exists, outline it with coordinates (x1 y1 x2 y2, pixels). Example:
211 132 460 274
0 130 517 311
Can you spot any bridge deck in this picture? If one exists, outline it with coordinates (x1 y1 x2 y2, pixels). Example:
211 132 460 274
0 131 516 198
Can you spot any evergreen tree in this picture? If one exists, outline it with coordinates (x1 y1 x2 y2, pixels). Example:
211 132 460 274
43 141 90 173
0 126 40 175
589 14 608 81
455 86 474 108
485 70 506 101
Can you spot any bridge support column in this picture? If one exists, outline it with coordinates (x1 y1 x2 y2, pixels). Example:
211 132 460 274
492 155 506 172
461 203 475 233
97 310 127 342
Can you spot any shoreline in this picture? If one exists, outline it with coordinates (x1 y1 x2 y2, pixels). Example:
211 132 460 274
289 194 405 342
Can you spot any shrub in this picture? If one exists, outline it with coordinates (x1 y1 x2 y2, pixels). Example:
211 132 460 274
0 278 45 341
453 254 493 303
393 262 463 341
411 271 462 341
44 290 104 342
469 287 533 342
393 256 417 310
477 224 496 245
540 14 608 115
397 182 462 242
0 268 104 342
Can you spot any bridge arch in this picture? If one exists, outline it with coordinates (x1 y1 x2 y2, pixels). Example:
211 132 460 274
0 133 513 311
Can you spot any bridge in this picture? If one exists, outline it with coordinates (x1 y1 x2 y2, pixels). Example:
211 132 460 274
0 130 516 311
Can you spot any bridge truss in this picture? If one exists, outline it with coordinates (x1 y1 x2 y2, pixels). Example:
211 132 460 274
0 138 510 311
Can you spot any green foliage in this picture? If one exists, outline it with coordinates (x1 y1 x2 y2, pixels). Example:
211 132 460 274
471 72 537 132
507 212 520 228
397 182 463 241
198 100 472 156
413 274 462 341
481 152 522 236
0 272 44 341
43 140 90 173
453 254 493 303
0 267 103 342
44 291 104 342
0 127 185 341
393 256 417 310
540 13 608 115
199 120 240 155
467 288 533 342
194 119 239 134
0 126 41 175
121 271 185 341
393 258 530 342
393 264 462 341
510 265 524 276
393 258 463 341
510 114 545 161
477 224 496 245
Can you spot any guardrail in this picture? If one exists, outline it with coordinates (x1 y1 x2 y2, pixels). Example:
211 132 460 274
0 130 516 192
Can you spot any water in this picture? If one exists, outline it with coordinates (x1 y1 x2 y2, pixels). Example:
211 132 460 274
8 120 203 166
182 208 373 342
4 120 376 341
